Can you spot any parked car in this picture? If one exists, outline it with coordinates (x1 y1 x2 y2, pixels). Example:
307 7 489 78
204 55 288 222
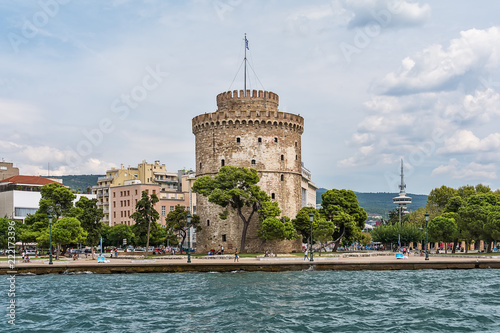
25 250 37 255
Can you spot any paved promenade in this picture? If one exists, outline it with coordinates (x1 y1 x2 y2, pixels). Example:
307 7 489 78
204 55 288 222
2 253 500 275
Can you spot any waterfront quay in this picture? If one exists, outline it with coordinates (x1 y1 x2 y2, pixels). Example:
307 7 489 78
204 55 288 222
2 253 500 275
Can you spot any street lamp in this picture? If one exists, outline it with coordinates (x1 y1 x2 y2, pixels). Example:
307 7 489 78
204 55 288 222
309 212 314 262
425 212 429 261
187 212 192 263
48 214 53 265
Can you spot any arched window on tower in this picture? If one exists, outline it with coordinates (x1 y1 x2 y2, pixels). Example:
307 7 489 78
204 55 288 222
258 137 262 143
221 159 225 167
251 159 256 165
271 193 275 200
274 137 278 143
280 154 284 161
281 174 284 181
236 137 241 143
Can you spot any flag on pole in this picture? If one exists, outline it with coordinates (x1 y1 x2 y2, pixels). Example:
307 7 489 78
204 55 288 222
245 37 249 50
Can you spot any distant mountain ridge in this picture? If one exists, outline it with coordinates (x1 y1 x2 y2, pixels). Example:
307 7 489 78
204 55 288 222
52 175 104 192
316 188 428 217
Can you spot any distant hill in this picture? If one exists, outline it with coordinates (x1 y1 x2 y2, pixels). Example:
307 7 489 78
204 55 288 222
55 175 103 192
316 188 428 217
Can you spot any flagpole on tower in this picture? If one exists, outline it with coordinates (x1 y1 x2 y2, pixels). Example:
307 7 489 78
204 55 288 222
244 33 248 96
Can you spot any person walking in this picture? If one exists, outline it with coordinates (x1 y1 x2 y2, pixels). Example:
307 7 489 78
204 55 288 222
234 248 239 262
304 248 309 261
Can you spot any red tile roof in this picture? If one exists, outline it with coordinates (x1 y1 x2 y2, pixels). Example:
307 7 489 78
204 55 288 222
0 175 62 186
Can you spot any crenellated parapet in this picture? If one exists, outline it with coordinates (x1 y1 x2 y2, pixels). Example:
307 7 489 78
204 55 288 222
193 90 303 134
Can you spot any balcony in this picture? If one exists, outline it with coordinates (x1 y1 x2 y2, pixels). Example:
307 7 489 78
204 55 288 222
98 176 113 182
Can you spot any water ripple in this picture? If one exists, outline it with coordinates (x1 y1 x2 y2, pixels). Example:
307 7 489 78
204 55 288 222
1 270 500 332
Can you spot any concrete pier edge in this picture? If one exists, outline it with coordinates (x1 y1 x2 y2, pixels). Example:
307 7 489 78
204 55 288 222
2 259 500 275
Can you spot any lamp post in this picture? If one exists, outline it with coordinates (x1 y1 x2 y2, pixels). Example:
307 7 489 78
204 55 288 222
309 212 314 262
48 214 53 265
425 212 429 261
187 212 192 263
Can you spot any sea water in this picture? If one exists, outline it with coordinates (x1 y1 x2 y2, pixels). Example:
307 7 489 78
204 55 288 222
2 269 500 332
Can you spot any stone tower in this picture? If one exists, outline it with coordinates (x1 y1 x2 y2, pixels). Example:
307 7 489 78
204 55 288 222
192 89 304 253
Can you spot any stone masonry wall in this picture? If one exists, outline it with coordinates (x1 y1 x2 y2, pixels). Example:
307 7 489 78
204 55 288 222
193 90 304 253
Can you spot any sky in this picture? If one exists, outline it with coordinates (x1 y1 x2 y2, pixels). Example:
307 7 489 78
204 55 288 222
1 0 500 195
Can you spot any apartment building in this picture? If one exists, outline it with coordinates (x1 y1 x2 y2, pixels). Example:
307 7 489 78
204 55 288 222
93 160 196 226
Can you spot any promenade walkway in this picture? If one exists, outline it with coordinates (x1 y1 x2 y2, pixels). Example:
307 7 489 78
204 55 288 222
2 253 500 275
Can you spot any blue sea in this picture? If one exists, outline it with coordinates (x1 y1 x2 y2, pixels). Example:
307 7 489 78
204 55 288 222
2 269 500 332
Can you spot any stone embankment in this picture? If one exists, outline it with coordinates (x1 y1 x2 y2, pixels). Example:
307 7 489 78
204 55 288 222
1 253 500 275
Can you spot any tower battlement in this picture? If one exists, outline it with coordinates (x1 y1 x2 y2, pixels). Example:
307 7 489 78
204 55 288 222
193 90 303 134
216 89 279 104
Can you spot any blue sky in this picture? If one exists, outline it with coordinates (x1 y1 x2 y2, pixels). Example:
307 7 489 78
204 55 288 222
1 0 500 195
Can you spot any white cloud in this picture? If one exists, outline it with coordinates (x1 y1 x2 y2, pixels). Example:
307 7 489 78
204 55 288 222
0 140 116 176
432 158 497 180
438 130 500 154
380 26 500 95
343 0 431 29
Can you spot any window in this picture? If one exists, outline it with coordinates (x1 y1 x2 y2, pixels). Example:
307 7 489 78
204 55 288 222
146 189 149 194
120 201 123 207
170 206 175 211
127 200 130 206
296 155 298 160
271 193 275 199
200 162 202 169
274 137 278 143
222 234 226 242
207 219 210 226
135 199 138 205
113 212 116 218
258 137 262 143
121 211 123 217
295 141 297 147
113 193 115 198
135 189 138 195
251 159 256 165
127 190 130 196
162 206 166 216
280 154 284 161
153 190 156 195
236 137 241 143
281 175 284 181
113 202 116 208
221 159 225 166
120 191 123 197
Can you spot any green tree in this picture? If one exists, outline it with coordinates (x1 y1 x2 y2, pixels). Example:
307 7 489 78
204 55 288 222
75 196 104 259
313 218 335 254
485 207 500 246
37 217 87 258
258 217 299 251
192 166 270 252
293 207 320 243
108 224 135 247
131 191 159 257
165 205 201 253
427 185 458 213
428 216 458 254
321 189 367 251
38 183 77 219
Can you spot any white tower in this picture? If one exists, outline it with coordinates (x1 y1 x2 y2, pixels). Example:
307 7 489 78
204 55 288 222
392 159 412 222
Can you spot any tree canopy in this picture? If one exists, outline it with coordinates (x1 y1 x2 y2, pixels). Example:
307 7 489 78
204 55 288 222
165 205 201 252
320 189 367 251
131 191 159 256
192 166 271 252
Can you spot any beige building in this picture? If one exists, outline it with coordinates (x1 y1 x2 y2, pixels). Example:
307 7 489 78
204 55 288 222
192 89 316 253
0 161 20 181
92 160 196 227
